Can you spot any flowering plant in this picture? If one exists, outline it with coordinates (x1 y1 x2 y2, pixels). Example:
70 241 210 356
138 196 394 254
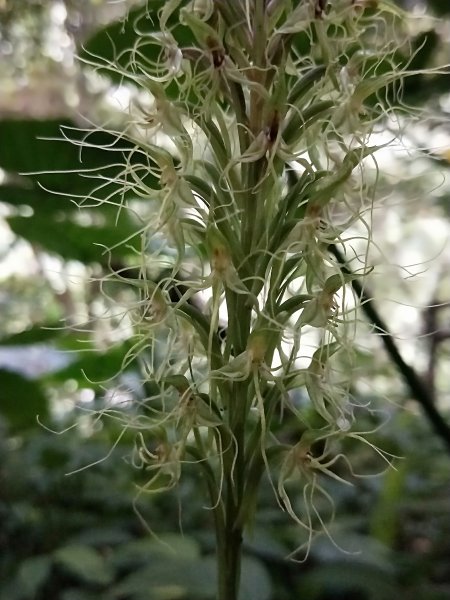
75 1 426 597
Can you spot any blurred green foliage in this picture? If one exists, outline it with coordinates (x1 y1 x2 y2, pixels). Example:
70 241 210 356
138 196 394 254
1 391 449 599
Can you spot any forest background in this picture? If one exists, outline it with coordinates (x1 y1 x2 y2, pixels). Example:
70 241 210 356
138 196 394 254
1 1 450 599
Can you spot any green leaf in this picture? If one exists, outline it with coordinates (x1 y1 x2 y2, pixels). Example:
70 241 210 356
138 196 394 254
61 591 102 600
45 344 130 389
16 555 52 597
0 120 139 188
0 184 72 213
0 579 21 600
111 534 201 571
80 2 194 87
0 120 78 185
7 213 140 262
0 119 158 206
54 545 114 585
238 557 272 600
68 527 132 549
296 562 398 600
0 119 158 262
111 554 216 599
0 324 65 345
283 100 334 146
0 368 48 429
287 65 326 107
277 294 312 316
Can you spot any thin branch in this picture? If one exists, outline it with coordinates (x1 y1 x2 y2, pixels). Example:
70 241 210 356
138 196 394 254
330 244 450 453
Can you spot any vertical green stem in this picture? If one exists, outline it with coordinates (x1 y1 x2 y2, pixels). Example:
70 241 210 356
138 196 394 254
217 4 270 597
216 286 253 600
221 480 243 600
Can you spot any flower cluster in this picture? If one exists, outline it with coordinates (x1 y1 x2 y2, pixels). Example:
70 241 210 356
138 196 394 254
78 0 416 581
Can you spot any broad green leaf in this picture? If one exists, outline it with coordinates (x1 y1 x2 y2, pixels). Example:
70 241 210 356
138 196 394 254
68 527 131 548
0 120 81 185
238 557 272 600
0 324 65 345
45 344 131 389
0 580 21 600
0 120 155 190
80 1 194 87
16 555 52 597
7 214 140 262
111 534 200 571
296 562 398 600
0 120 158 213
0 368 48 429
54 545 114 585
0 119 158 263
0 184 72 213
111 554 216 599
311 531 395 572
61 590 102 600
